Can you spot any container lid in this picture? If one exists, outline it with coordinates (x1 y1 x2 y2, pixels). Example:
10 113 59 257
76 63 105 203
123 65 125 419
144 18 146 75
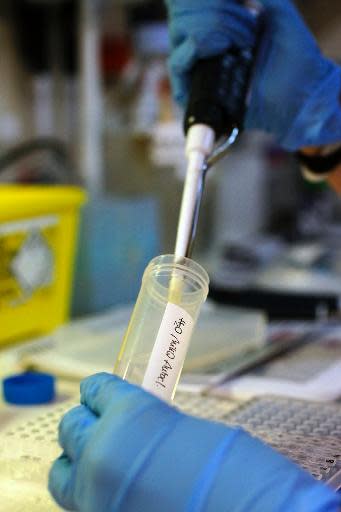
2 372 55 405
0 185 86 220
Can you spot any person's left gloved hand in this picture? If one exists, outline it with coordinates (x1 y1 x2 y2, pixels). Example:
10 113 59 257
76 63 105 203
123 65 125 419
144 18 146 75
49 373 341 512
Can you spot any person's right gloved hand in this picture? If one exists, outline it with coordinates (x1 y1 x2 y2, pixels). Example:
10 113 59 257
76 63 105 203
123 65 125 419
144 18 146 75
49 373 341 512
166 0 341 151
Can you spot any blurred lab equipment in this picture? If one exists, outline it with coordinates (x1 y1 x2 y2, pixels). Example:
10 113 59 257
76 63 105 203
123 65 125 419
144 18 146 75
0 137 74 184
214 325 341 402
71 195 161 316
0 185 85 345
12 0 78 143
208 236 341 319
79 0 104 195
12 0 103 194
103 15 184 255
0 15 28 148
211 133 270 246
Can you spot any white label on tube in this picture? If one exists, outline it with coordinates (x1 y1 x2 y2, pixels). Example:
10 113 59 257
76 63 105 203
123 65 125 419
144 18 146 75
142 303 194 401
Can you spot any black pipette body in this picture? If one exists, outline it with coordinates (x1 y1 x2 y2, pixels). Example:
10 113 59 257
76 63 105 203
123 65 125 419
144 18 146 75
184 1 264 141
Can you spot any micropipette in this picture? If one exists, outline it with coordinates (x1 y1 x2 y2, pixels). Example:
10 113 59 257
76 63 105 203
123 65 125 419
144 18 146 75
115 1 264 400
175 0 264 261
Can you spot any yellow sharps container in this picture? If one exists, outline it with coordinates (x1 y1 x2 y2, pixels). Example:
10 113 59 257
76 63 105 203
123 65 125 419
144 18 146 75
0 185 86 345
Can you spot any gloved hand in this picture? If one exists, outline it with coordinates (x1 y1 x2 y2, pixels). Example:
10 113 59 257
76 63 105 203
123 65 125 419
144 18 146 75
49 373 340 512
165 0 341 151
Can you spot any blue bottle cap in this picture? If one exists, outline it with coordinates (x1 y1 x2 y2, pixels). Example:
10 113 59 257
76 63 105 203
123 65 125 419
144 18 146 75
2 372 55 405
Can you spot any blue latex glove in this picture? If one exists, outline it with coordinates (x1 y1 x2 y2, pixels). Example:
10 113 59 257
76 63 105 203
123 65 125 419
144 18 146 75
166 0 341 151
49 373 340 512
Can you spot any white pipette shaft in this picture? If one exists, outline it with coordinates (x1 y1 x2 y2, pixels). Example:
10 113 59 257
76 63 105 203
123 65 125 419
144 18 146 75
174 151 204 258
175 125 215 259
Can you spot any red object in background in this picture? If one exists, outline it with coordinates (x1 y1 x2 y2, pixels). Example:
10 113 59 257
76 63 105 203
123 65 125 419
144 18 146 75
101 35 132 79
158 75 171 96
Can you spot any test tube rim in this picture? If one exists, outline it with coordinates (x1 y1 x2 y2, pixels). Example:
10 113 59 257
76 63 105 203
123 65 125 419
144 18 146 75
143 254 209 294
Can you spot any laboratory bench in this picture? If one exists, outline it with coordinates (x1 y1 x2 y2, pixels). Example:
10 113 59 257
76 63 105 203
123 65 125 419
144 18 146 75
1 313 341 510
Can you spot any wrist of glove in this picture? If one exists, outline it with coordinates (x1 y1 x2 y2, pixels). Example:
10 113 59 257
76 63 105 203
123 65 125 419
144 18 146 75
271 61 341 150
48 373 340 512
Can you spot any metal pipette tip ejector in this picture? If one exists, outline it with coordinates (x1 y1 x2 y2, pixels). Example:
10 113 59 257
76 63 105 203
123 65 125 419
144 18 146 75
174 126 239 260
174 0 263 260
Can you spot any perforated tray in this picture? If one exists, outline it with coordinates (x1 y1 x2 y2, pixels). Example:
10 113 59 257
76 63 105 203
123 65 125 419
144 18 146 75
180 394 341 490
0 400 76 511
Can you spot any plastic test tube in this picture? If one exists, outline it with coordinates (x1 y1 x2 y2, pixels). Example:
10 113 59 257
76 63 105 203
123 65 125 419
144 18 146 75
114 254 209 401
